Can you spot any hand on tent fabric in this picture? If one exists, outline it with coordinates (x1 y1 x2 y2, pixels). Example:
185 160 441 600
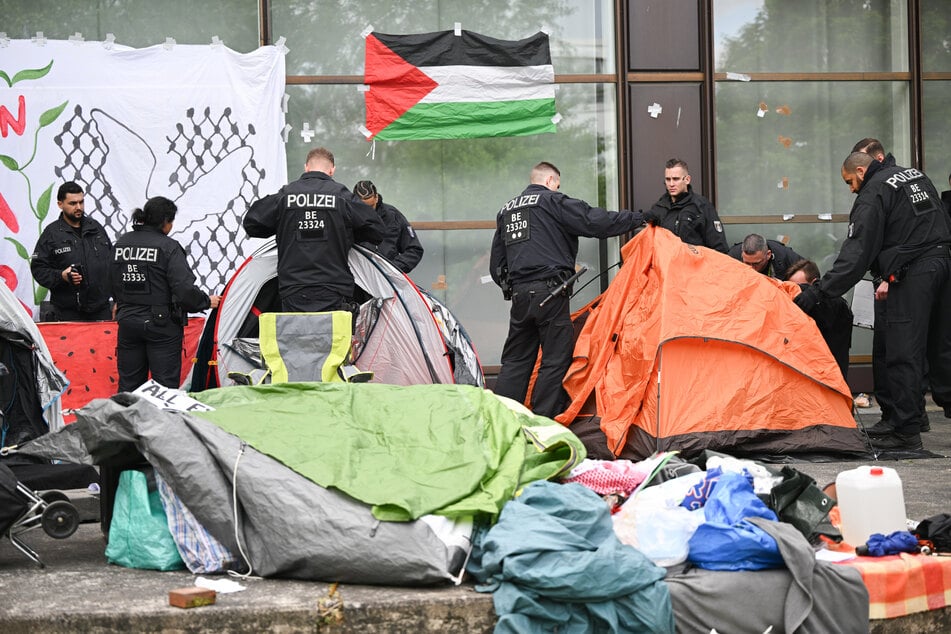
793 283 821 313
642 209 661 226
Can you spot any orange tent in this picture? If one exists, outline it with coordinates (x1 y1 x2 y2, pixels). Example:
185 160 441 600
556 227 866 460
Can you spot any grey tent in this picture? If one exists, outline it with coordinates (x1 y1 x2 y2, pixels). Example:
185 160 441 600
191 241 483 390
17 395 471 584
0 283 67 447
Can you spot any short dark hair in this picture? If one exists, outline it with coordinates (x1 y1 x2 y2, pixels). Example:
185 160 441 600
57 181 83 202
132 196 177 228
742 233 768 255
354 180 377 199
843 151 874 172
851 137 884 157
665 158 688 172
787 258 820 283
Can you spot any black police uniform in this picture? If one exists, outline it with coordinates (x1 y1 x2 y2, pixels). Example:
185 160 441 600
359 195 424 274
647 186 729 253
244 171 385 312
489 184 644 418
803 160 951 438
727 239 805 280
31 215 113 321
111 225 212 392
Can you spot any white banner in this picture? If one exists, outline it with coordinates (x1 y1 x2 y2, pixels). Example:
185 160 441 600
0 38 287 316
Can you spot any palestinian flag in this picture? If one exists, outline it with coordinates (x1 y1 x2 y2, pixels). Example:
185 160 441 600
363 29 556 141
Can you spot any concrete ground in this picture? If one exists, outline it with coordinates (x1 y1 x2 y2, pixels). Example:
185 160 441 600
0 405 949 633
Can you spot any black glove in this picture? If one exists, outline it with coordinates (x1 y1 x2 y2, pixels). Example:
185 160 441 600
642 209 661 226
793 283 821 314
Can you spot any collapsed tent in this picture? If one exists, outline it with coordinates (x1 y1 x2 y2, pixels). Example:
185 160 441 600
0 283 67 446
17 383 583 584
191 241 482 390
556 227 866 461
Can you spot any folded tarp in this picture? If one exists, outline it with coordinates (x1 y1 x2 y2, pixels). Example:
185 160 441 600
18 385 583 584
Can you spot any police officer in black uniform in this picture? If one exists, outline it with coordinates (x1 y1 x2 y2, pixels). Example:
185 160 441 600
243 147 385 312
728 233 805 280
31 181 113 321
489 161 645 418
645 158 729 253
111 196 221 393
795 151 951 451
353 180 424 274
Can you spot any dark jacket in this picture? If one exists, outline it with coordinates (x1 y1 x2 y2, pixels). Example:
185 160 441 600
648 186 729 253
728 239 805 280
244 171 385 299
819 160 951 298
489 184 643 286
111 225 211 322
360 195 424 273
31 215 113 313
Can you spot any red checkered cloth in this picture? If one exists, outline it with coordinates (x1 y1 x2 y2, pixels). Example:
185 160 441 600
835 553 951 619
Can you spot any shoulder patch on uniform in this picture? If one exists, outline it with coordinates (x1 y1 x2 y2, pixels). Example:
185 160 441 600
848 222 854 238
714 220 723 233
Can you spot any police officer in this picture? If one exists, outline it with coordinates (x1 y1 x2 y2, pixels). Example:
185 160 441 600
243 147 385 312
851 138 929 436
489 161 645 418
111 196 220 392
728 233 805 280
795 152 951 451
645 158 729 253
353 180 424 274
31 181 113 321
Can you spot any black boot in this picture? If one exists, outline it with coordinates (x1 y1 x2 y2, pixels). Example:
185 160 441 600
864 419 894 437
872 431 923 451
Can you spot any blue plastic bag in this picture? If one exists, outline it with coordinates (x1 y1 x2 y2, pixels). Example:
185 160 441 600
687 471 783 571
105 470 185 571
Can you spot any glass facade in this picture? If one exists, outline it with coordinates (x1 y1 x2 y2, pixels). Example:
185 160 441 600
4 0 946 371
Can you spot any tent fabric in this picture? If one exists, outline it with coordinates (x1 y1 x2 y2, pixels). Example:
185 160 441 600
0 283 67 439
258 311 352 383
200 240 482 390
16 395 471 584
189 382 584 522
467 480 675 634
557 227 865 460
17 386 583 584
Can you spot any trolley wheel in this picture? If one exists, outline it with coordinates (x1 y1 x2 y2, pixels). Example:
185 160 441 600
41 500 80 539
40 490 70 504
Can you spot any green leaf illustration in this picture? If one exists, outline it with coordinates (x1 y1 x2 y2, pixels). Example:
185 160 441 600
34 285 49 306
0 71 11 88
12 60 53 86
37 183 54 222
39 100 68 128
0 154 19 171
5 236 29 259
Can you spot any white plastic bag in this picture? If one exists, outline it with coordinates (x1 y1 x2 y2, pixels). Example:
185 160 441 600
613 470 706 566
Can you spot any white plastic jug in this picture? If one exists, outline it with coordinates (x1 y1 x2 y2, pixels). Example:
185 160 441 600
835 465 906 547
